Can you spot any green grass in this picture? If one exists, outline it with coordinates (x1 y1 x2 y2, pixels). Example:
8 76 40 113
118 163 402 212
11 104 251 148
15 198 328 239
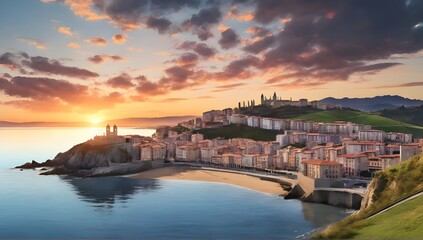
193 124 282 141
314 155 423 239
294 110 423 137
351 195 423 238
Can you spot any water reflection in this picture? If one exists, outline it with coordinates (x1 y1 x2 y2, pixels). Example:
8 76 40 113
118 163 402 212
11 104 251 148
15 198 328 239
61 176 161 209
301 201 350 228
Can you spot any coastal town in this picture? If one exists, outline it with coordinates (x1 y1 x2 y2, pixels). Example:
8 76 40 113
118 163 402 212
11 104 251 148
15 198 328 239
93 93 423 183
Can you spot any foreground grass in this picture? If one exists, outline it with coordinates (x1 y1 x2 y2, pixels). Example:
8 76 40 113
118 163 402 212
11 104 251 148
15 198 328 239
314 155 423 239
294 110 423 137
351 195 423 238
193 124 281 141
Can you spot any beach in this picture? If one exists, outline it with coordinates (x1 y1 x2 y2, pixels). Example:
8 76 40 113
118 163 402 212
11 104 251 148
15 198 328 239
130 166 288 195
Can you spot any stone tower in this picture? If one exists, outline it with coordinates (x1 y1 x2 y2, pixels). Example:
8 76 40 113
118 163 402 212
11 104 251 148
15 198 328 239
273 92 277 101
106 124 111 137
113 124 118 136
261 94 264 105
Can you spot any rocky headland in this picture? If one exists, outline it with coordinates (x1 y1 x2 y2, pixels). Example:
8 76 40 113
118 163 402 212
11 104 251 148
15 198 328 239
16 141 161 177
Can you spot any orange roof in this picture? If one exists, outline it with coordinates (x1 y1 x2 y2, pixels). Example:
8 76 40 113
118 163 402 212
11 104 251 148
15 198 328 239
301 160 341 166
338 154 366 158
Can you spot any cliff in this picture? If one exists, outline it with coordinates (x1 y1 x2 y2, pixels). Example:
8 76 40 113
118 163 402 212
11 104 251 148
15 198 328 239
313 154 423 239
16 141 160 177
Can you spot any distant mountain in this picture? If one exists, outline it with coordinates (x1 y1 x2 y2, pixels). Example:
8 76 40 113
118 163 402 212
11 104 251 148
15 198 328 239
0 116 197 128
319 95 423 112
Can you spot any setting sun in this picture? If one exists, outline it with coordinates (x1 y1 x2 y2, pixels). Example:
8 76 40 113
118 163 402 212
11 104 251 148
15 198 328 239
90 118 101 125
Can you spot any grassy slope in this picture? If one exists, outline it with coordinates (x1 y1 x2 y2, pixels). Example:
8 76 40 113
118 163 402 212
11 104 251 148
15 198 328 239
194 124 281 141
293 110 423 137
351 195 423 238
379 105 423 127
314 155 423 239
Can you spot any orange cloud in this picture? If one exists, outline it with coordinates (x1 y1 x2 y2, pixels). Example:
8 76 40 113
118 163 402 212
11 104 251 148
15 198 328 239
112 33 127 44
217 25 229 32
18 37 46 49
127 47 143 53
67 42 80 48
58 26 73 36
225 6 254 22
85 37 107 46
63 0 107 21
154 51 172 56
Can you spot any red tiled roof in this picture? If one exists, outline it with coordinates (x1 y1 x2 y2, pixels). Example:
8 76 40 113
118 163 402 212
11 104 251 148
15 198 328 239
301 160 341 166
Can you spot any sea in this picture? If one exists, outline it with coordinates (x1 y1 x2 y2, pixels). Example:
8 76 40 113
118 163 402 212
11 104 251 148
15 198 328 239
0 127 350 239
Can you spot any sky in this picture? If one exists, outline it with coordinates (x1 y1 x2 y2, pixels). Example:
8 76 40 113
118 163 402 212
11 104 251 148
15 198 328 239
0 0 423 123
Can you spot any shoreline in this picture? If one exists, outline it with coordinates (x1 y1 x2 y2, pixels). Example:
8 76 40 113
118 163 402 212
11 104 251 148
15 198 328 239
129 166 289 196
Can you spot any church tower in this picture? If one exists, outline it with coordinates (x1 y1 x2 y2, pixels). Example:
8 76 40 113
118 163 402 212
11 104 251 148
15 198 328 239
113 124 118 137
273 92 277 101
106 124 111 137
261 94 264 105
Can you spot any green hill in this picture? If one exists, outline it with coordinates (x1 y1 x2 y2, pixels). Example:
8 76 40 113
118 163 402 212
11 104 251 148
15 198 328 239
314 154 423 239
193 124 281 141
379 105 423 127
293 109 423 137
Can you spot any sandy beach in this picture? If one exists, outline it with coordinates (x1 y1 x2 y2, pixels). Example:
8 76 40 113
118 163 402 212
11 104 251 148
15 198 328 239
130 167 288 195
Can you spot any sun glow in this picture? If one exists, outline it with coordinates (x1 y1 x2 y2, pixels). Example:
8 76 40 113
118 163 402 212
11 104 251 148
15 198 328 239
90 118 101 124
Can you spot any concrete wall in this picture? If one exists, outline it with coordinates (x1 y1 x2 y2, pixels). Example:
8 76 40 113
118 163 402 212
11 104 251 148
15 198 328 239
305 190 363 209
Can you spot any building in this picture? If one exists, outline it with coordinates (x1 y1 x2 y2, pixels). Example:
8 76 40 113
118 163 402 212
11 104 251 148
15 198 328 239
301 160 342 179
337 154 369 177
175 145 200 162
358 130 385 142
400 143 422 161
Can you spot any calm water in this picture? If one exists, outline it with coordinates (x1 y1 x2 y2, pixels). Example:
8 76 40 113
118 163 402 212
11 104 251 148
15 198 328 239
0 128 350 239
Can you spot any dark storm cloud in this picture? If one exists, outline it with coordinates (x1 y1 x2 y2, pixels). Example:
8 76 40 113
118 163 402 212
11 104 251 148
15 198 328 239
146 16 172 33
177 41 217 58
218 28 240 49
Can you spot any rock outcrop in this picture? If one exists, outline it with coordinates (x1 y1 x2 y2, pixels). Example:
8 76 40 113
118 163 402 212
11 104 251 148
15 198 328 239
15 141 153 177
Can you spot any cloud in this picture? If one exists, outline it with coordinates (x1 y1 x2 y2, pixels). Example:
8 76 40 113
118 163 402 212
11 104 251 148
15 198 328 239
183 7 222 40
87 55 124 64
85 37 107 46
154 51 172 56
2 73 12 79
172 53 199 65
146 16 172 34
127 46 143 53
218 28 240 49
106 73 135 89
177 41 217 58
18 37 46 49
0 52 21 70
225 6 253 22
13 53 99 79
67 42 80 48
213 82 246 92
379 81 423 89
0 76 125 112
243 35 276 54
112 33 127 44
57 26 73 36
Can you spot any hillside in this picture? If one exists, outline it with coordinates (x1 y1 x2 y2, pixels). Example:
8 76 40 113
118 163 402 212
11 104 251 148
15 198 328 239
314 154 423 239
319 95 423 112
380 105 423 127
293 109 423 137
193 124 282 141
239 105 322 118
